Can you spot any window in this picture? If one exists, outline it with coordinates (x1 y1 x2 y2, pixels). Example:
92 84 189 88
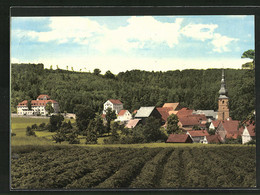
222 100 224 104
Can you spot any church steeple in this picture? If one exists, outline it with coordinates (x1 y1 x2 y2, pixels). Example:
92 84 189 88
217 69 230 121
218 69 228 99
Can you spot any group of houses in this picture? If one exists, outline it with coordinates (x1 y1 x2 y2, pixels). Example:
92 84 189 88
17 95 60 116
17 71 255 145
101 70 255 145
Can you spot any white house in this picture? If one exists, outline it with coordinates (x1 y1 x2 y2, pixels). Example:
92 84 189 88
242 123 255 144
186 130 209 143
17 94 60 116
116 109 132 123
103 99 123 114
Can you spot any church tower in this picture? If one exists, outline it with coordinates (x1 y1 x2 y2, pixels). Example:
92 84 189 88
217 70 229 121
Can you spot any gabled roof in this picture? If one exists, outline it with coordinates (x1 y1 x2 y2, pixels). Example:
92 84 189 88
179 116 199 126
118 109 127 116
221 120 240 132
135 106 156 118
125 119 141 128
206 135 221 143
163 103 179 111
177 108 193 117
242 123 255 137
188 130 209 137
37 94 51 100
220 120 242 139
188 114 207 121
108 99 123 105
211 120 221 128
156 107 171 122
166 134 193 143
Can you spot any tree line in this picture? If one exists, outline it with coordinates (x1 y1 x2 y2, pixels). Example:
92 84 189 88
11 63 255 121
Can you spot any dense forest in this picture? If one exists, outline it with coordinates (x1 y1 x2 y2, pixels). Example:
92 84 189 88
11 63 255 121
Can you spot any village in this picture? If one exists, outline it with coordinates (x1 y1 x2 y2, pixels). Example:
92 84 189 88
16 70 255 145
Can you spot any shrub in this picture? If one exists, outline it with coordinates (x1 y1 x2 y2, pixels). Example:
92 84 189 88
26 126 36 136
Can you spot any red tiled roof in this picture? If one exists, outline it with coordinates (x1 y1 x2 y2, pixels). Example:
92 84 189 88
190 114 207 121
212 120 221 128
188 130 209 137
221 120 240 132
125 119 141 128
37 94 50 99
18 99 57 107
166 134 193 143
156 107 171 122
169 110 178 115
206 135 221 143
118 109 127 116
109 99 123 105
177 108 193 117
163 103 179 111
179 116 199 126
220 120 242 139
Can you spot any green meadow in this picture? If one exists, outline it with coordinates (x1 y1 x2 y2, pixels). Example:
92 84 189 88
11 117 75 146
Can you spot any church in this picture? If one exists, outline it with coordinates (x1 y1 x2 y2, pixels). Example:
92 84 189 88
214 70 253 143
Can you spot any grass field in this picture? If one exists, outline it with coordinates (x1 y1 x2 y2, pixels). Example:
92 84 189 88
11 117 75 146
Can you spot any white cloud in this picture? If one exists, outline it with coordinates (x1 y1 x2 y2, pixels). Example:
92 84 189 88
211 33 238 53
181 23 238 52
12 16 239 54
181 23 218 41
24 17 104 44
93 16 184 52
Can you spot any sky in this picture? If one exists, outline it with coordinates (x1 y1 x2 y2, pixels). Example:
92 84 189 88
11 15 254 74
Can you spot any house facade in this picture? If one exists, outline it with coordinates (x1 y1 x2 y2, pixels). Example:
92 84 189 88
116 109 132 123
242 124 255 144
103 99 123 114
17 94 59 116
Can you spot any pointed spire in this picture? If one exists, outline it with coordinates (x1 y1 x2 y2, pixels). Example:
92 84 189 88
219 69 228 99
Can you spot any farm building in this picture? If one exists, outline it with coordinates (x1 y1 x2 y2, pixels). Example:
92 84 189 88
187 130 209 143
17 94 60 116
156 107 171 124
103 99 123 114
166 134 193 143
204 135 222 144
125 119 141 129
135 106 162 125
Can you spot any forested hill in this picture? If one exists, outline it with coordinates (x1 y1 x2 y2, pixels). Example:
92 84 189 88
11 63 255 121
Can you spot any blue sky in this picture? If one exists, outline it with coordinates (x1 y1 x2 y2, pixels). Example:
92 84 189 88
11 15 254 74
